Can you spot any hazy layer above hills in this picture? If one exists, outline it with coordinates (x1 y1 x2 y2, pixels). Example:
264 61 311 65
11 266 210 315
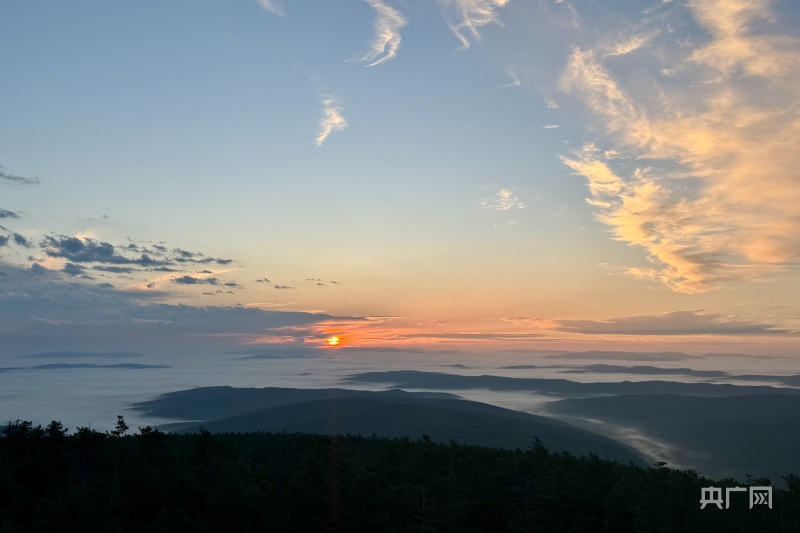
544 393 800 483
132 386 645 464
526 364 800 386
133 386 459 421
15 351 147 359
345 370 800 396
0 363 169 373
543 351 702 361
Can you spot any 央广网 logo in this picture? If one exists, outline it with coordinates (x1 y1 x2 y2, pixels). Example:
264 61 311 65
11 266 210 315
700 486 772 510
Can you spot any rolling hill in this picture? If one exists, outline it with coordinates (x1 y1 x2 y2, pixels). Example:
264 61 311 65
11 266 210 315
132 386 645 464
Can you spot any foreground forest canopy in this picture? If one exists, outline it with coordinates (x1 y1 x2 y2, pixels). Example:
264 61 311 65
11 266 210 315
1 419 798 532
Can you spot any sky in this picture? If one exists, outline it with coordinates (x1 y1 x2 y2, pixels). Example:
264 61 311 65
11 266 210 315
2 0 800 357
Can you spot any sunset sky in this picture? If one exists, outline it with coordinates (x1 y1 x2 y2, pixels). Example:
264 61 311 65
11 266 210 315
2 0 799 356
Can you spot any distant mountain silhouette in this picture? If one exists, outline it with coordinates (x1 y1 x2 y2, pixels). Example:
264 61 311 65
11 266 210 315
133 386 459 420
133 386 644 464
345 370 800 396
542 364 800 386
0 363 168 373
16 351 146 359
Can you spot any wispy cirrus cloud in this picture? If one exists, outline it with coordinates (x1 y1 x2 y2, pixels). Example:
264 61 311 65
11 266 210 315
355 0 407 67
256 0 283 16
391 332 545 342
438 0 510 50
315 97 348 146
541 0 580 30
603 30 659 57
549 310 793 336
490 68 521 89
559 0 800 293
502 317 554 328
642 0 675 17
481 188 526 211
544 97 560 110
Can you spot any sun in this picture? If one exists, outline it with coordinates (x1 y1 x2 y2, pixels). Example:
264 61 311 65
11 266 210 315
326 336 340 346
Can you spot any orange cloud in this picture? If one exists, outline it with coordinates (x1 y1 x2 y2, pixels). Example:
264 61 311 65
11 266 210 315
559 1 800 293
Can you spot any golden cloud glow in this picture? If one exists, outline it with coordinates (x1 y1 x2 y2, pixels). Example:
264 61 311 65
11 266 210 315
316 96 348 147
559 0 800 293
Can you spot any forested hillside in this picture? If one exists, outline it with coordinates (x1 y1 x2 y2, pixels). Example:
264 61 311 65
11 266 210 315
1 419 798 532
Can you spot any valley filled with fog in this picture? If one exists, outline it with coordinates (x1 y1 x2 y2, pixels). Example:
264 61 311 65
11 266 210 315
3 347 799 483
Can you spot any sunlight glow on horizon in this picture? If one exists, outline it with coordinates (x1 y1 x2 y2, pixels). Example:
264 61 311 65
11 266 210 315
326 336 341 346
0 0 798 356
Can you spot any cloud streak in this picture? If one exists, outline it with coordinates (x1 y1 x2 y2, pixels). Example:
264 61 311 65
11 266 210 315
481 188 526 211
490 68 521 89
316 97 348 146
439 0 509 50
256 0 283 16
41 235 233 268
603 30 659 57
172 275 242 289
550 310 793 336
0 166 39 185
559 0 800 293
356 0 407 67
